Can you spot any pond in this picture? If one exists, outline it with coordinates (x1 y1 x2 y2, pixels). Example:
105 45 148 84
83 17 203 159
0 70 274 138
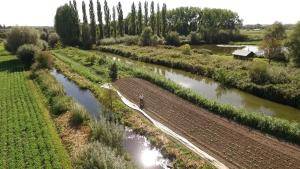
50 69 171 169
192 44 264 56
109 54 300 124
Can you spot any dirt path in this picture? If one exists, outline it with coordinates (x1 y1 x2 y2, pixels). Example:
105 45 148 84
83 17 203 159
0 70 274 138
114 78 300 169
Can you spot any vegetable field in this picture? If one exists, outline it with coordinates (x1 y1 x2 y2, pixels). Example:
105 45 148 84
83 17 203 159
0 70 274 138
0 55 71 169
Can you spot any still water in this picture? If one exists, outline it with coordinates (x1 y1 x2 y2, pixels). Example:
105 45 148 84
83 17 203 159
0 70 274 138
108 51 300 123
50 69 171 169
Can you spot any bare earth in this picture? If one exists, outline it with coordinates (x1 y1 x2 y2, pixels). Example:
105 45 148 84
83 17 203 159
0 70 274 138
114 78 300 169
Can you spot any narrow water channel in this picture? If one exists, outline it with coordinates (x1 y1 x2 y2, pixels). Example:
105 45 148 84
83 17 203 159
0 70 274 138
50 69 171 169
106 53 300 123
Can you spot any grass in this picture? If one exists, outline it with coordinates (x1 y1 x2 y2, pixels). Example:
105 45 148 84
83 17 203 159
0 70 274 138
51 48 213 169
97 45 300 109
0 55 72 169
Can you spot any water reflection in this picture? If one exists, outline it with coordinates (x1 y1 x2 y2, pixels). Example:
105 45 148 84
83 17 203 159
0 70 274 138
123 128 170 169
110 54 300 123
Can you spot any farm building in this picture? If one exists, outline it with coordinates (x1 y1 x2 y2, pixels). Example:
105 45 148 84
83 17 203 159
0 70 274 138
232 50 255 59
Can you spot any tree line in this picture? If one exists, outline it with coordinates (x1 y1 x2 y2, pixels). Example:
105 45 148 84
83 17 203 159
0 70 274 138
55 0 243 48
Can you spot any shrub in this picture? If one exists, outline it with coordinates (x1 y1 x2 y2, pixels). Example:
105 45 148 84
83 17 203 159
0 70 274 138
189 32 202 45
85 55 97 66
51 96 71 115
180 44 191 55
249 61 270 84
124 36 139 46
40 31 48 41
75 142 135 169
5 27 39 53
48 33 60 48
109 62 118 81
98 56 107 65
16 44 39 68
69 103 89 126
38 40 48 51
139 27 153 46
165 31 181 46
31 51 53 70
91 118 124 151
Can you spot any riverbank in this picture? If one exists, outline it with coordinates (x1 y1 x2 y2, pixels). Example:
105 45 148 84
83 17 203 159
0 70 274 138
52 50 213 168
97 45 300 109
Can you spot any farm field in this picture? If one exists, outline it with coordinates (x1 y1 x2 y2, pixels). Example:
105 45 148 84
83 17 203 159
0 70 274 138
114 78 300 169
0 55 71 169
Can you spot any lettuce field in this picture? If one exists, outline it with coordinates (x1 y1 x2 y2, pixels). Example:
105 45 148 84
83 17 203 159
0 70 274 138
0 55 71 169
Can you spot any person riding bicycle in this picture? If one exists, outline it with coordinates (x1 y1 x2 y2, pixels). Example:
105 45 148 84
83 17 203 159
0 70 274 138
139 93 144 109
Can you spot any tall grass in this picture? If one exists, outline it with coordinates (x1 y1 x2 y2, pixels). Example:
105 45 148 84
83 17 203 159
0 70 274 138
75 142 136 169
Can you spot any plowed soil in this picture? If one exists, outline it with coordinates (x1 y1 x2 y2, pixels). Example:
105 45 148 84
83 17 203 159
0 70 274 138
114 78 300 169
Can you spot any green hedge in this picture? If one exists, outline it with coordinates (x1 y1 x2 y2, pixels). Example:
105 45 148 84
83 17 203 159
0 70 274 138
97 46 300 109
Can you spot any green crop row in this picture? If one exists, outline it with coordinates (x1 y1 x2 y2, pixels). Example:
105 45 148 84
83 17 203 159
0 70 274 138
0 55 71 169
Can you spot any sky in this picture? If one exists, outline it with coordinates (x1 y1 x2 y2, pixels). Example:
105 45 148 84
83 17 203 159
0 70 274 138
0 0 300 26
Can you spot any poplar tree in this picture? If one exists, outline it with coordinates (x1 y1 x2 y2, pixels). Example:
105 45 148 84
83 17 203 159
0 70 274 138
89 0 96 43
130 2 136 35
112 6 117 38
81 1 92 49
82 1 88 24
137 1 143 34
162 3 167 37
117 2 124 37
150 1 155 33
144 1 148 26
97 0 104 39
104 0 111 37
156 3 161 36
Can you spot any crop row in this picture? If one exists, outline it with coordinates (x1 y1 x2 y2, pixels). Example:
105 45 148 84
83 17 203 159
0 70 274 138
0 55 68 169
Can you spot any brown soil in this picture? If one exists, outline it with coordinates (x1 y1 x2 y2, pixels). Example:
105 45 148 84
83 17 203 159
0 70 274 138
54 112 91 156
114 78 300 169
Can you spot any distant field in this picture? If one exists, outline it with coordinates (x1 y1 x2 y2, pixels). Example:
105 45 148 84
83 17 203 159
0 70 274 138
0 54 71 168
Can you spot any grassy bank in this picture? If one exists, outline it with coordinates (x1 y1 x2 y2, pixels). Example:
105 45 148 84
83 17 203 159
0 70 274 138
0 55 72 169
54 47 300 145
51 48 214 169
97 45 300 109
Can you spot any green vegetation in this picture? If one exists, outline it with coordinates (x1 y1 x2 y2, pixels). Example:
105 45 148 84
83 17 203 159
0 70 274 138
287 22 300 66
0 54 71 168
91 118 125 152
75 142 136 169
98 45 300 109
165 31 180 46
4 27 39 53
69 103 89 126
16 44 39 68
109 62 118 81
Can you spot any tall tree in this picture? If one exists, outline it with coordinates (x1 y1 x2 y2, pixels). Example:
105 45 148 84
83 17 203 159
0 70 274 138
130 2 136 35
261 22 287 63
81 1 92 49
55 4 80 46
117 2 124 36
72 0 79 21
287 22 300 66
137 1 143 34
150 1 155 33
112 6 117 38
156 3 161 36
104 0 111 37
144 1 148 26
82 1 88 24
161 3 167 37
97 0 104 39
89 0 96 43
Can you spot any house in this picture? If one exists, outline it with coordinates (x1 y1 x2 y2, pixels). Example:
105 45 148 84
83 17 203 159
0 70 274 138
232 50 255 60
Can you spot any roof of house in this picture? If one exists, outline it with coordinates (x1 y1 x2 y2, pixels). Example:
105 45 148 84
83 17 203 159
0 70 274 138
232 50 254 57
